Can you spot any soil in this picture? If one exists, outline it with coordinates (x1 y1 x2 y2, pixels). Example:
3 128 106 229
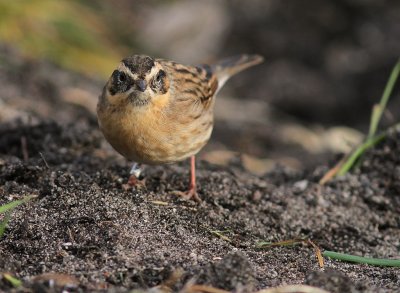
0 48 400 293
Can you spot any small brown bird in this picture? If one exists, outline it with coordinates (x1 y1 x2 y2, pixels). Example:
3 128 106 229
97 54 263 201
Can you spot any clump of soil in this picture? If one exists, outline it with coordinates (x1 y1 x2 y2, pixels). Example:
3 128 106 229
0 118 399 292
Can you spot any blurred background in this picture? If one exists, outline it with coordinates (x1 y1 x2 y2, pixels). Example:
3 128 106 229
0 0 399 173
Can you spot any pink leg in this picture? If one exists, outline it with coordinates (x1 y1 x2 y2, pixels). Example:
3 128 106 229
172 156 201 202
189 155 196 191
186 156 201 202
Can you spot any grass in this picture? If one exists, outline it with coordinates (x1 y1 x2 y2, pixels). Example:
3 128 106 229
336 131 387 176
0 0 131 78
323 251 400 267
367 60 400 139
257 238 400 268
337 58 400 176
206 227 233 243
256 238 324 268
2 273 22 288
318 58 400 267
320 59 400 183
0 195 35 238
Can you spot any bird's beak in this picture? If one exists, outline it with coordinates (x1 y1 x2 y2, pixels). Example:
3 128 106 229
137 79 147 92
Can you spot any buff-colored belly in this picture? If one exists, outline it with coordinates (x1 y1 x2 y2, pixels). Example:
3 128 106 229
98 106 213 164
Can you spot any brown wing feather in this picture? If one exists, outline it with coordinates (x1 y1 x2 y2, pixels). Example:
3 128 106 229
160 60 218 111
159 55 263 112
211 54 264 92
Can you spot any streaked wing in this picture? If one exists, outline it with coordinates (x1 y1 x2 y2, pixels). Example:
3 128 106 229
158 59 218 111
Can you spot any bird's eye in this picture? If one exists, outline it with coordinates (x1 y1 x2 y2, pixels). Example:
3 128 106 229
151 70 166 92
155 70 165 83
110 70 132 95
117 72 126 83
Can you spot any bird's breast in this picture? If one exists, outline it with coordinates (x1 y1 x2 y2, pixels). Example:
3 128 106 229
97 100 213 164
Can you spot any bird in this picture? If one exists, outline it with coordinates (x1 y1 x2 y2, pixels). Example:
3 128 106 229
97 54 264 202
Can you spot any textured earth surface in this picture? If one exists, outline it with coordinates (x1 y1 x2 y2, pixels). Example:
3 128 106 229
0 49 399 291
0 24 399 292
0 115 399 293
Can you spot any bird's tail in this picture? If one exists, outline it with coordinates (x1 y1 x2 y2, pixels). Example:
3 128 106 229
211 54 264 90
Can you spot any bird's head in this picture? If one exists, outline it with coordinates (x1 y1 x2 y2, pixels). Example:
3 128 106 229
101 55 170 107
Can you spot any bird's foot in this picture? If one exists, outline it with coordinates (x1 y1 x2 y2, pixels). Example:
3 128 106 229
171 156 201 202
122 174 146 191
172 186 201 203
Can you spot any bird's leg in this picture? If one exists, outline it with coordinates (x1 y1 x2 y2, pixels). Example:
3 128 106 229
189 155 196 193
172 156 201 202
130 162 142 177
125 162 145 188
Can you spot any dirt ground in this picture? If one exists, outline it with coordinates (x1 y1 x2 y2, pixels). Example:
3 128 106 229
0 48 400 293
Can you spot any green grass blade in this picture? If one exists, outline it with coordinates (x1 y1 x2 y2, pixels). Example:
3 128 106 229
336 59 400 177
0 195 34 214
256 238 307 248
3 273 22 287
368 104 382 139
0 212 11 237
0 195 35 237
368 59 400 139
324 251 400 267
337 132 386 176
208 230 233 243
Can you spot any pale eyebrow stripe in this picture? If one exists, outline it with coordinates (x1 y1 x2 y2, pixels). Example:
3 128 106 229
148 65 159 77
117 63 137 79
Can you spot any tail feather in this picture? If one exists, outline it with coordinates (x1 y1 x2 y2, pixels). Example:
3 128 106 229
211 54 264 90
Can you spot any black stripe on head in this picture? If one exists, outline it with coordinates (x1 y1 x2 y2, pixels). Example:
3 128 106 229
122 55 155 76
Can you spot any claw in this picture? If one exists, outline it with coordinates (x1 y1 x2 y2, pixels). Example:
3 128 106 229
172 188 201 203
